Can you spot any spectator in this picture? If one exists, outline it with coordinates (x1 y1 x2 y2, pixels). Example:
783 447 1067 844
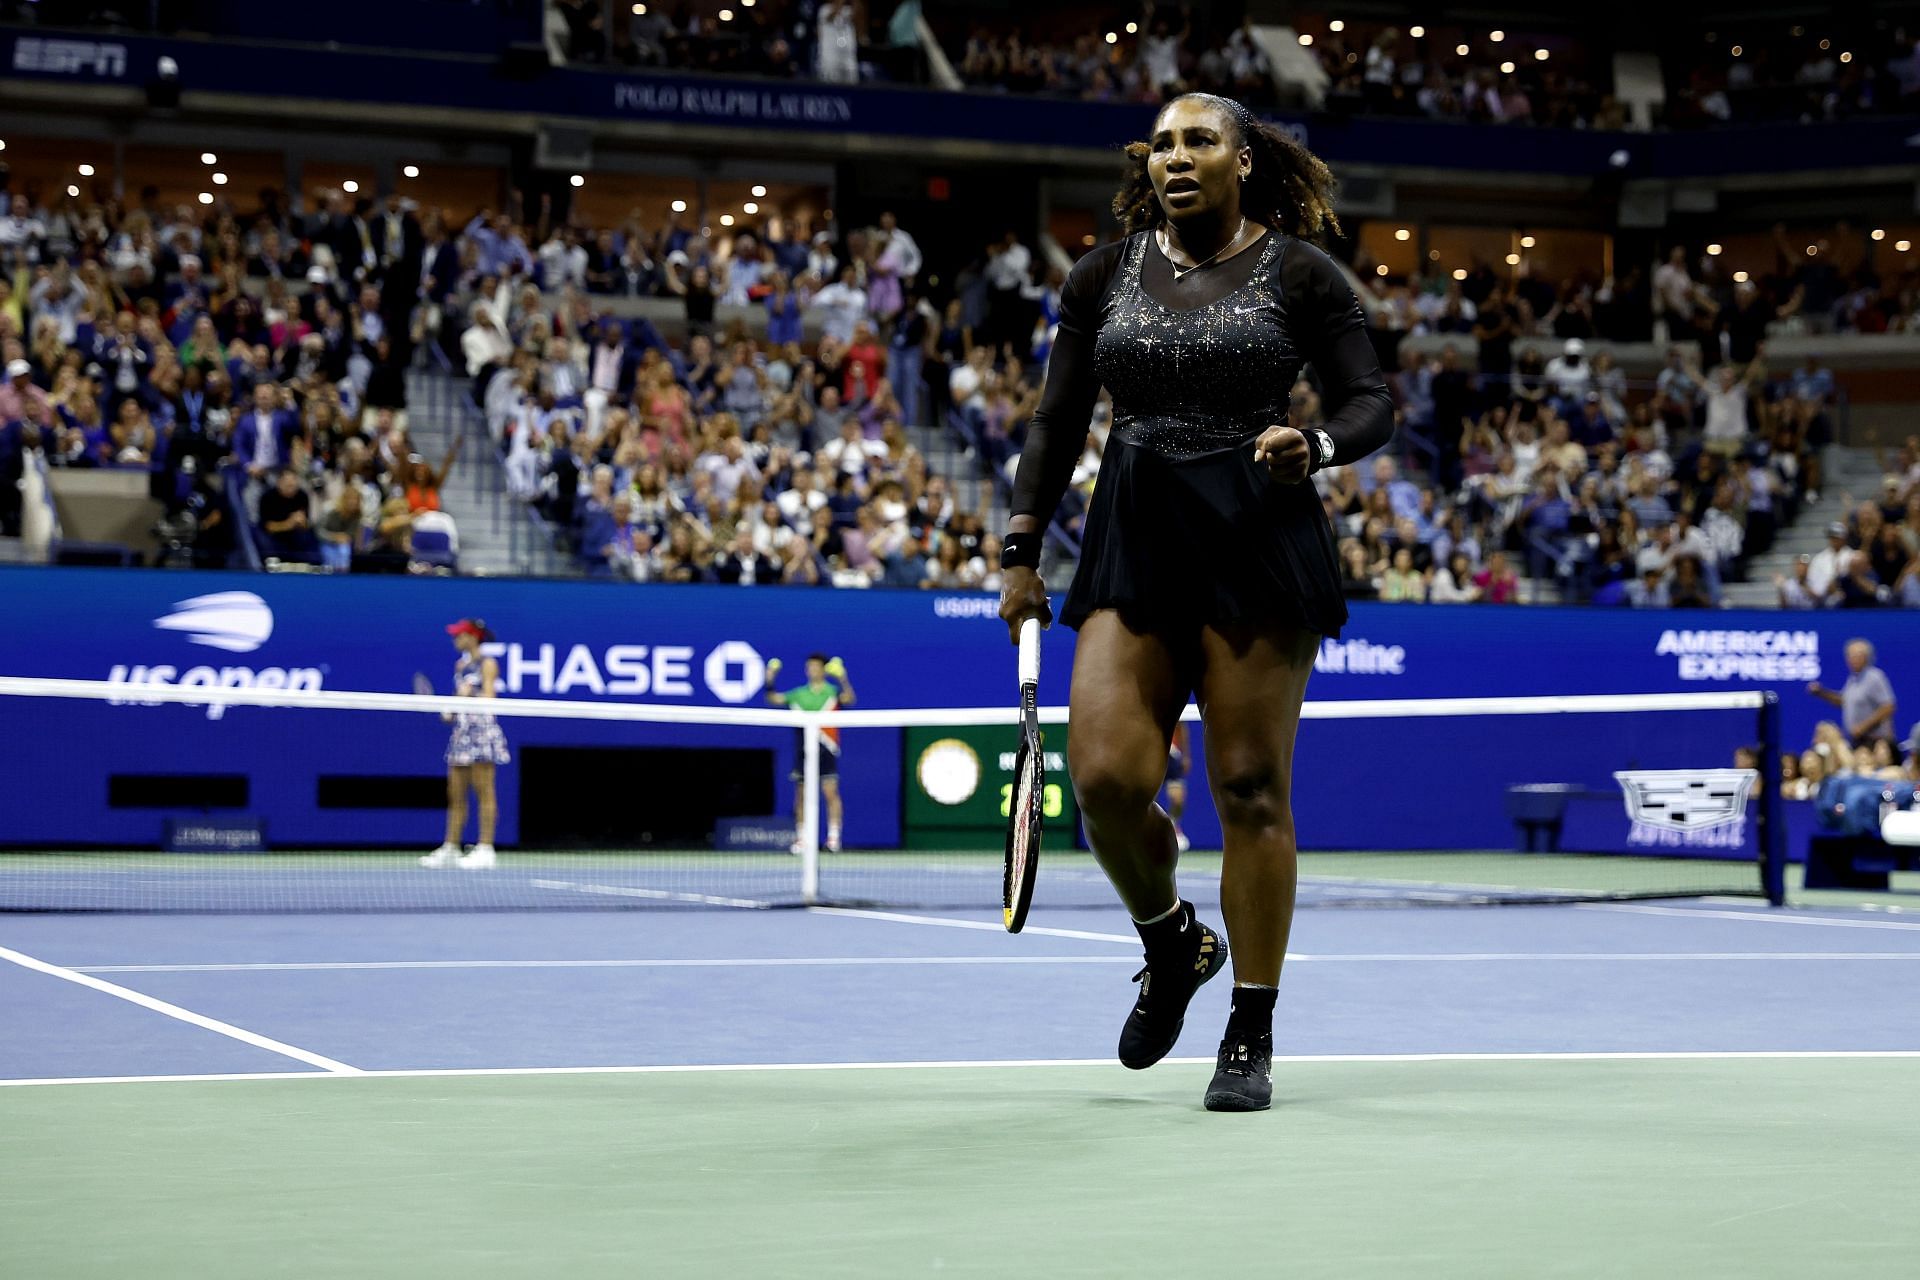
258 468 319 563
1808 639 1898 749
1807 521 1853 599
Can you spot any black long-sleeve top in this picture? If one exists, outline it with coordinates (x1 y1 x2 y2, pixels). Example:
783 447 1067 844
1009 229 1395 525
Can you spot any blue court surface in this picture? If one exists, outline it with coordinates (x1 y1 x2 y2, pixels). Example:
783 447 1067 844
4 899 1919 1278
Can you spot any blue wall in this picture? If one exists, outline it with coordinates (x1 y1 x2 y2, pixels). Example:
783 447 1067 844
0 566 1913 853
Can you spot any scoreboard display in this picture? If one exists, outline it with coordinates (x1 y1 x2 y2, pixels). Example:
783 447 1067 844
901 724 1076 849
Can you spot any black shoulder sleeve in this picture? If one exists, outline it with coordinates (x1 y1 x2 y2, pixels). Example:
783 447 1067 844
1284 241 1395 468
1008 240 1124 524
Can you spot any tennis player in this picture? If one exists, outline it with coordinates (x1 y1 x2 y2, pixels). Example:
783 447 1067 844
765 653 857 852
422 618 510 870
997 93 1393 1111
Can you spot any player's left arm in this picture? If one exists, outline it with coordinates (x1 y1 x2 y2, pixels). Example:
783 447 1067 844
825 656 856 707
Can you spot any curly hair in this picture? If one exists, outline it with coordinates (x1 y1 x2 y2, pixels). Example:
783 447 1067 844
1112 93 1340 241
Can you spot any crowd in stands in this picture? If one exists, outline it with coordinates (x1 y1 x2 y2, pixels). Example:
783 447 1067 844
1665 22 1920 127
0 182 449 571
1326 326 1851 608
457 197 1057 587
2 163 1915 610
1300 21 1616 128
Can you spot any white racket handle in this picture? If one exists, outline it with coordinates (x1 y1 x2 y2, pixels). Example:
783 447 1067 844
1017 617 1041 690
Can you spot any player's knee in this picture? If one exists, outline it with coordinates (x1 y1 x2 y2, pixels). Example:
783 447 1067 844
1071 755 1160 822
1214 760 1287 830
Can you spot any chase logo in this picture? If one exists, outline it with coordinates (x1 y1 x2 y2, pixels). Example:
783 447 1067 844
153 592 275 654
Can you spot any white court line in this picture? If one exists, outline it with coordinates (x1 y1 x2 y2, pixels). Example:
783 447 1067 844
66 951 1920 974
4 1049 1918 1089
73 956 1151 974
1583 903 1920 932
0 941 360 1074
808 904 1137 944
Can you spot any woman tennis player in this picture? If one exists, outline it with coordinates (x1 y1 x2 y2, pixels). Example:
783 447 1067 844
998 93 1392 1111
422 618 510 870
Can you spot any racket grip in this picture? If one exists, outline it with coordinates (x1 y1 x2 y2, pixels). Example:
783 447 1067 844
1017 617 1041 690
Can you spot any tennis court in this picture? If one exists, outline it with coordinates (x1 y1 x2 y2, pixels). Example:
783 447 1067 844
5 864 1917 1279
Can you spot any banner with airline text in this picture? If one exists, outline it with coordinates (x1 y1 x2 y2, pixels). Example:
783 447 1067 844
0 567 1912 851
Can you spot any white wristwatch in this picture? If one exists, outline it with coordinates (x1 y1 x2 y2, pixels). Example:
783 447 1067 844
1310 429 1336 472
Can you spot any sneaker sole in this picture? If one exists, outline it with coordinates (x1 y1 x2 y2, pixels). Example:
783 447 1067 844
1118 928 1228 1071
1203 1086 1272 1113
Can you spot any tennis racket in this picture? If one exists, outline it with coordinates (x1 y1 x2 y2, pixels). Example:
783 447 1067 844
1003 617 1043 933
415 671 453 724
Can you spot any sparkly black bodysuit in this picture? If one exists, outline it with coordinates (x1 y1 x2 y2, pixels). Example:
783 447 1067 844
1011 228 1393 636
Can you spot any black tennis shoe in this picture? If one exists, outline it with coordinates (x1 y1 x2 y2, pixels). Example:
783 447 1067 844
1117 915 1226 1070
1203 1030 1274 1112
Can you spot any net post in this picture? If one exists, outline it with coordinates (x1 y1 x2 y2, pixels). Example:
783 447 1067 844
1757 691 1786 906
799 718 822 904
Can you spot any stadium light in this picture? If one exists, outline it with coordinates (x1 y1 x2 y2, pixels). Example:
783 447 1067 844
1872 228 1886 240
1451 268 1467 281
1535 49 1549 61
672 199 687 213
744 0 756 6
197 192 212 205
1805 244 1817 256
1375 264 1388 277
200 151 216 164
631 2 645 12
1329 20 1345 32
1505 253 1520 265
77 164 95 177
1731 45 1743 57
0 139 6 151
1082 234 1095 247
1299 33 1314 46
212 172 228 185
720 214 735 226
1899 240 1914 253
403 165 421 179
1818 39 1830 51
718 8 733 20
1409 26 1424 38
1107 31 1119 44
1394 228 1410 241
1500 61 1515 74
751 185 767 197
1839 51 1852 64
1126 21 1138 34
1733 271 1749 283
570 174 585 188
1455 43 1469 56
1490 30 1505 43
66 185 79 198
1520 235 1536 248
342 180 359 193
743 202 758 214
1428 250 1440 261
1790 25 1803 37
1706 243 1722 255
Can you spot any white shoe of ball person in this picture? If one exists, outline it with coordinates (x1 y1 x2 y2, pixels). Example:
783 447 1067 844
420 843 461 869
458 844 497 870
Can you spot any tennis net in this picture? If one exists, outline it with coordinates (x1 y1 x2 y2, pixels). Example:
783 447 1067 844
0 676 1784 912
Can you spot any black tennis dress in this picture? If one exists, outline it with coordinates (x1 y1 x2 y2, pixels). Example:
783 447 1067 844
1011 227 1394 639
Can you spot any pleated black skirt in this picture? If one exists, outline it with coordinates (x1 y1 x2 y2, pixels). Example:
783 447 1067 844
1060 435 1348 639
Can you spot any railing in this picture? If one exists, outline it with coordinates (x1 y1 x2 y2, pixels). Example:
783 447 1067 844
221 465 264 571
419 345 560 576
